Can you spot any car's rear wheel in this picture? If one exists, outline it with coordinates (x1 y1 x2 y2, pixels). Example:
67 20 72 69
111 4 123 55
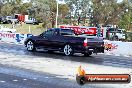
63 44 74 56
84 52 92 57
26 40 36 51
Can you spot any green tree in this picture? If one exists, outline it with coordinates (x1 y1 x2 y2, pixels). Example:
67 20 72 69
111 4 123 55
31 0 69 28
90 0 130 27
119 2 132 31
65 0 91 25
0 0 32 15
119 13 132 30
31 0 51 28
1 3 13 16
12 0 31 14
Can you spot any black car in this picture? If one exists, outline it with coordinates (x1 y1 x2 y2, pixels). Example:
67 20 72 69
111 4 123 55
24 28 104 56
0 17 9 24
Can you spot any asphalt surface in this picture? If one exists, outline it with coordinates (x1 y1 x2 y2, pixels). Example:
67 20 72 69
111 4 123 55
0 65 78 88
0 42 131 69
0 42 132 88
0 64 111 88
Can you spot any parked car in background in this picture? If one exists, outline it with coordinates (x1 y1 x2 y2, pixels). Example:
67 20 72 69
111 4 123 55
24 28 104 56
107 28 125 40
5 16 18 23
0 16 18 24
25 18 39 25
0 16 10 24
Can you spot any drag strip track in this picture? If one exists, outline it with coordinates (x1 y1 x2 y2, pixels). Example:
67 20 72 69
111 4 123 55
0 64 114 88
0 64 95 88
0 42 132 88
0 43 132 69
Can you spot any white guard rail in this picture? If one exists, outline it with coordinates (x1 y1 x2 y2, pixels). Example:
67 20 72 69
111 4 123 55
0 32 32 44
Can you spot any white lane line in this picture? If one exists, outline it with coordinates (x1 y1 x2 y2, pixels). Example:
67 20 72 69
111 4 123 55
114 54 120 56
55 76 68 79
33 78 37 80
23 79 27 81
105 53 112 55
104 61 111 63
98 53 104 55
13 80 18 82
45 77 49 78
44 76 68 79
0 81 5 83
124 55 130 57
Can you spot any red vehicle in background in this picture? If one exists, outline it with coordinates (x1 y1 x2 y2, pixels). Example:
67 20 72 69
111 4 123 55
15 14 28 22
60 25 106 38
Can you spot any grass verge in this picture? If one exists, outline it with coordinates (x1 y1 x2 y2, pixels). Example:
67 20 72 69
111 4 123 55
0 23 46 35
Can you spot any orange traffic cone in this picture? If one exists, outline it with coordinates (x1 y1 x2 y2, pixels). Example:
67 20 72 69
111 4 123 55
78 66 86 76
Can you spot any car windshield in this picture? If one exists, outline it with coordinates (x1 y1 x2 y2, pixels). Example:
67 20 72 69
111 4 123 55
108 28 117 32
117 30 122 33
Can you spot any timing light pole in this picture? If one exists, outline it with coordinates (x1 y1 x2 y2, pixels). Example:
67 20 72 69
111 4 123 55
55 1 59 28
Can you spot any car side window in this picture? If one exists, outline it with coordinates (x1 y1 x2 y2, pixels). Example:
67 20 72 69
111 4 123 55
43 29 54 37
60 29 75 35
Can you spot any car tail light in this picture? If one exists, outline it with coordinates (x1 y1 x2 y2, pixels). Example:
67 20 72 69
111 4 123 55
83 38 88 47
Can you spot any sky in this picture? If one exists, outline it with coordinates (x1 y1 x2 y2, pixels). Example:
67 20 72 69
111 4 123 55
117 0 123 3
23 0 30 3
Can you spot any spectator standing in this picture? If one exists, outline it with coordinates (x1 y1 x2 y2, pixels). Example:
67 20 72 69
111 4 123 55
12 21 15 28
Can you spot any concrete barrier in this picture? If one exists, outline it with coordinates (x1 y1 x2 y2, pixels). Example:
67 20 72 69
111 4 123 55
0 32 32 44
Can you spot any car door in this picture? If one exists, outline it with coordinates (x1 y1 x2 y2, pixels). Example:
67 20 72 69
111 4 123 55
47 29 62 50
36 29 55 49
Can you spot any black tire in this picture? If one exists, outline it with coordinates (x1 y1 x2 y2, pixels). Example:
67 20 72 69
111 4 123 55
8 20 12 24
112 36 118 41
84 52 92 57
26 40 36 52
33 22 35 25
63 44 74 56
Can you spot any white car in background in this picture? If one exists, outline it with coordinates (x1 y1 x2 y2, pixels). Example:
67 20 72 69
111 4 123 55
25 18 39 25
116 29 125 40
6 16 18 23
108 28 125 40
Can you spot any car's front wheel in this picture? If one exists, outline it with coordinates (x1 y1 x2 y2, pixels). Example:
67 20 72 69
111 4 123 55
26 40 36 51
63 44 74 56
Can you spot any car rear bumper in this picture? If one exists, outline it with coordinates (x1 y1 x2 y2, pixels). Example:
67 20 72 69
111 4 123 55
74 46 104 54
85 47 104 53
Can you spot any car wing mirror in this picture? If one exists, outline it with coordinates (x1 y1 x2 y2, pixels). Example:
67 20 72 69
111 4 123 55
39 33 43 37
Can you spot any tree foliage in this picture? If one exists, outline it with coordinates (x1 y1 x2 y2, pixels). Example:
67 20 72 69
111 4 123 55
30 0 69 28
1 3 13 16
91 0 128 26
0 0 131 30
65 0 131 31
